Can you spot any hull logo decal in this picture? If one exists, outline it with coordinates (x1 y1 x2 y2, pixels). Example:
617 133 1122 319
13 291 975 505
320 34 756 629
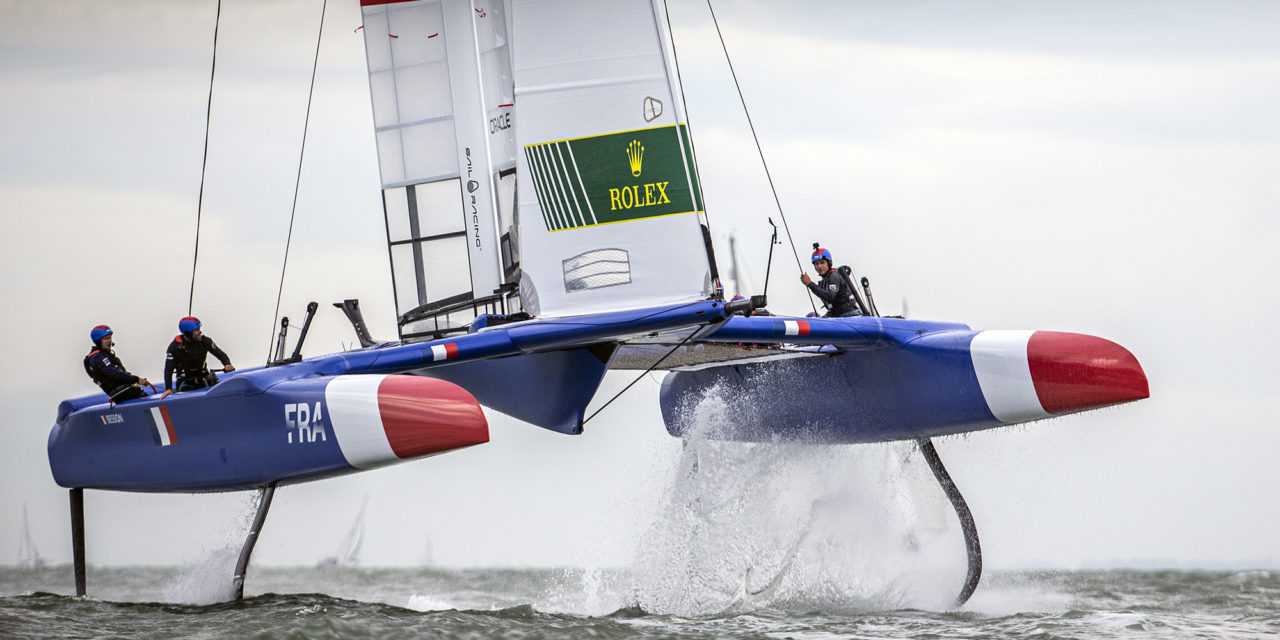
286 402 327 444
782 320 811 336
147 406 178 447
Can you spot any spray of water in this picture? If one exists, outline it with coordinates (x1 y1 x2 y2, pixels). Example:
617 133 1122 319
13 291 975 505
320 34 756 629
161 492 262 605
626 380 968 616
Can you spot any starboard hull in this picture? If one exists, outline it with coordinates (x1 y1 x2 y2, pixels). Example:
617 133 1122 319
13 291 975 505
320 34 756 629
659 325 1148 443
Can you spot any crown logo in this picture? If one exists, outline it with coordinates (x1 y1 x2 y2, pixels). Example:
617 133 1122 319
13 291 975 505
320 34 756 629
626 140 643 177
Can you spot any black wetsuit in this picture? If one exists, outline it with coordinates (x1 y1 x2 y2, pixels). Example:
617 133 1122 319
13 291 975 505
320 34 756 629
164 334 232 392
807 268 862 317
84 347 146 402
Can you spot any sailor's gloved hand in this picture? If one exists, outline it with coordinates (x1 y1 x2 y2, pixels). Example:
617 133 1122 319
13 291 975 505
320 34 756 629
224 364 236 373
800 273 812 286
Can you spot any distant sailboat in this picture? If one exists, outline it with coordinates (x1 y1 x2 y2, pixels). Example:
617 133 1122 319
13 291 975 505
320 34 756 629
726 233 757 298
421 535 434 567
17 504 45 570
317 497 367 568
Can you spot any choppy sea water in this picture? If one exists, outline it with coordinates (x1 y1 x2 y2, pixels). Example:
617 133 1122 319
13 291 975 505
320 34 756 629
2 566 1278 639
9 421 1278 638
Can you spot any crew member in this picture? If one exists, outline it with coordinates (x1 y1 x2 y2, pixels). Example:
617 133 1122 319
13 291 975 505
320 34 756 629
84 325 152 403
159 316 235 398
800 245 862 317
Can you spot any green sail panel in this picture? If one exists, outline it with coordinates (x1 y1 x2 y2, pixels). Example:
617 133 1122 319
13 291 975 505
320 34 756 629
524 124 702 232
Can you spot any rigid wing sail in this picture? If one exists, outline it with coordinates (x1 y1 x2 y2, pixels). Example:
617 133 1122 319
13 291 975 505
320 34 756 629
49 0 1147 605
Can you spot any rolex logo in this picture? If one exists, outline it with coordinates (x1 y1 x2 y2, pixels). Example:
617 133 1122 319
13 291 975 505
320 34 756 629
626 140 643 177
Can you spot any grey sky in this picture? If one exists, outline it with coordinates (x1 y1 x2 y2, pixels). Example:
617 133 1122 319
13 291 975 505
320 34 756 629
2 0 1278 578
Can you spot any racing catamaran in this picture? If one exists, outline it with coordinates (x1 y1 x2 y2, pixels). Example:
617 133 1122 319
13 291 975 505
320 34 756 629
48 0 1147 604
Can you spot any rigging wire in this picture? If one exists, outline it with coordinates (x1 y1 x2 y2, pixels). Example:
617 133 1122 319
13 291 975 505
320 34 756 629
660 3 716 254
705 1 818 316
266 0 329 363
188 0 223 316
580 330 698 427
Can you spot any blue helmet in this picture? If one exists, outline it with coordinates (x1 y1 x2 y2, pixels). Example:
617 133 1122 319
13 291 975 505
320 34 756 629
805 311 820 318
811 246 832 264
179 316 202 334
90 325 113 344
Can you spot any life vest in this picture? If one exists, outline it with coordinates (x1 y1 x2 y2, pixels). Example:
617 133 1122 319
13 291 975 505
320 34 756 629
82 349 101 383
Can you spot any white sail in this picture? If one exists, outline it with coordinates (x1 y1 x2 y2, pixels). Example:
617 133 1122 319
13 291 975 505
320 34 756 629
421 535 435 566
318 496 367 567
360 0 519 338
726 233 757 298
511 0 717 317
17 504 45 570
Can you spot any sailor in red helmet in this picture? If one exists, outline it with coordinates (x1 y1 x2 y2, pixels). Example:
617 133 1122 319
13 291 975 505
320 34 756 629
83 325 153 403
800 244 862 317
158 316 235 399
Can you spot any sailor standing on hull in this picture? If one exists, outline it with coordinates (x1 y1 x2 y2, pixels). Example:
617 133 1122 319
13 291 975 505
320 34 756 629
83 325 153 403
800 245 863 318
158 316 234 399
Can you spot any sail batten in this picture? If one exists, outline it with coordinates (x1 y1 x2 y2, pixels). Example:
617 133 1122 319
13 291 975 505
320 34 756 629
381 173 461 190
375 114 456 133
515 73 670 96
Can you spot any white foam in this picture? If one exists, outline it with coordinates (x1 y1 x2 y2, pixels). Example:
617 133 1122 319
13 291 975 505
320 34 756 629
160 492 265 605
162 546 240 605
626 382 967 616
405 593 457 611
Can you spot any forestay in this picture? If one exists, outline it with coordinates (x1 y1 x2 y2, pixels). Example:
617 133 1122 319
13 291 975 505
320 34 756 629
360 0 519 339
512 0 718 317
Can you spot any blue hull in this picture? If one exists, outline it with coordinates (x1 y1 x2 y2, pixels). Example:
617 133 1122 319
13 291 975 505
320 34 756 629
660 331 998 443
48 374 489 492
660 317 1149 443
49 300 734 492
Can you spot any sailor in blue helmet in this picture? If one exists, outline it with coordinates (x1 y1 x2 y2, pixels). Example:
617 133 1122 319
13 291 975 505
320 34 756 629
800 244 862 317
83 325 153 403
158 316 235 398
